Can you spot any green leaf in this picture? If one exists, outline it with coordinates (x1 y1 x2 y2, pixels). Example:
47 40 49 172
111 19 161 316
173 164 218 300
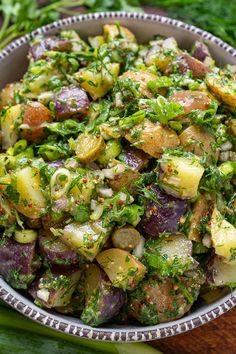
74 203 90 223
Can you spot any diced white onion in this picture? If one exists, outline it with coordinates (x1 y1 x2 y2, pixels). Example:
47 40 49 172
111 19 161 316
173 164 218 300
219 151 230 161
102 168 115 179
202 234 212 248
54 197 69 211
115 92 123 107
113 164 126 175
65 159 78 170
133 236 145 258
37 289 50 302
19 123 30 130
98 188 114 198
119 192 127 203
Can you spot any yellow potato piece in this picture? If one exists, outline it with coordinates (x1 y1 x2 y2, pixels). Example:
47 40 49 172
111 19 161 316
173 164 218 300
96 248 146 290
211 208 236 263
206 72 236 112
61 221 111 261
160 154 204 199
125 119 180 158
76 63 120 100
103 24 136 43
15 166 46 218
1 104 21 150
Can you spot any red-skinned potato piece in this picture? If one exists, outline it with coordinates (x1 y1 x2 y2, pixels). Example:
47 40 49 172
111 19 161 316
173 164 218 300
0 239 40 289
54 85 89 120
192 40 211 62
125 119 180 158
168 52 210 78
179 125 219 160
29 36 72 61
21 102 52 141
169 90 212 117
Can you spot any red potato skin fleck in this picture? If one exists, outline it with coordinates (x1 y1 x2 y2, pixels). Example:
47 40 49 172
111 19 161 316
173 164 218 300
169 90 211 116
21 102 52 141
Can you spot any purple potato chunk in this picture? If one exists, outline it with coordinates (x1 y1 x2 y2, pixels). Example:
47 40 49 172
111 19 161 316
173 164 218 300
138 184 188 237
39 230 80 266
192 40 211 62
29 268 81 308
81 264 125 326
29 36 72 61
54 85 89 120
0 239 40 289
121 145 149 171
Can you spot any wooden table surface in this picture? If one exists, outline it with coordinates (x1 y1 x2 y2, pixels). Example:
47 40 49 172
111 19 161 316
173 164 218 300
150 308 236 353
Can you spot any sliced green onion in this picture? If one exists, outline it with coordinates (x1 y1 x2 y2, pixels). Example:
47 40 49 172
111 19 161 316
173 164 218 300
13 139 28 155
147 76 172 92
50 168 72 200
218 161 234 176
14 229 38 244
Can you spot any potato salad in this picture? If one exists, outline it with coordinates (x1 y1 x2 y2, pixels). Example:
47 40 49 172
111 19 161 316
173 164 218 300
0 24 236 327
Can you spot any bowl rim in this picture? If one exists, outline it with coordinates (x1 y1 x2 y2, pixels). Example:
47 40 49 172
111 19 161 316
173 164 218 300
0 11 236 342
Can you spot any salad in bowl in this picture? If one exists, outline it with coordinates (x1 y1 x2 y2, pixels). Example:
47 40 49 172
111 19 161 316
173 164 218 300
0 22 236 328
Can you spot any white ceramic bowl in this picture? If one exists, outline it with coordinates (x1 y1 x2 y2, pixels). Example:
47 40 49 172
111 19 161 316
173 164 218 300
0 12 236 342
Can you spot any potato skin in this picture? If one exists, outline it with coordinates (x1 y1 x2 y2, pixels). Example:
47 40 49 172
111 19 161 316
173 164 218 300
168 52 209 78
29 36 72 61
179 125 218 159
81 264 125 326
21 102 52 141
138 184 188 237
119 70 159 98
39 230 80 266
128 270 205 325
125 119 180 158
54 85 89 120
109 168 140 192
121 145 149 171
0 239 39 289
169 91 212 117
192 40 211 62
